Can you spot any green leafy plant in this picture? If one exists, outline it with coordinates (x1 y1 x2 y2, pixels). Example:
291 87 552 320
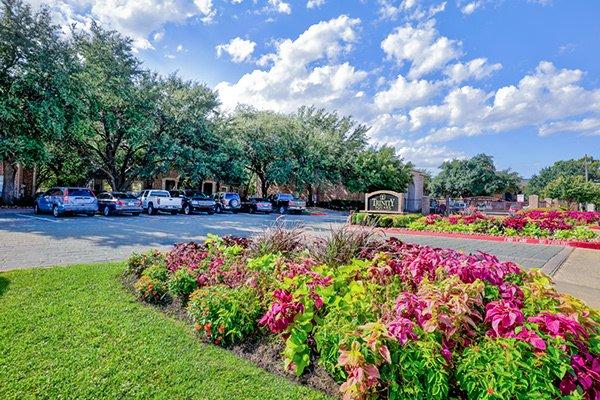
188 285 262 346
168 268 198 299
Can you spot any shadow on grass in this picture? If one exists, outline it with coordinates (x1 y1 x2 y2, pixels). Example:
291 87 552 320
0 276 9 297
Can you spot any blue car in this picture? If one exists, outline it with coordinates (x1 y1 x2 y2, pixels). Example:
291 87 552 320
34 187 98 217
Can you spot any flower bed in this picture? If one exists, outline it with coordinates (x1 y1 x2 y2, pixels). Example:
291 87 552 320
351 210 600 241
125 232 600 400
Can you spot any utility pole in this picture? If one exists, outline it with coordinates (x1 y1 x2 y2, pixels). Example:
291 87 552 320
584 154 589 182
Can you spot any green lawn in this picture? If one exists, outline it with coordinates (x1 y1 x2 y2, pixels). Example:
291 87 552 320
0 263 331 400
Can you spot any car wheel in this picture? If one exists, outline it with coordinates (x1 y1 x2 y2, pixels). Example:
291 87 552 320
170 210 178 215
52 205 60 218
87 212 95 217
34 204 40 215
216 205 222 214
147 203 154 215
183 205 191 215
103 206 111 216
208 209 215 215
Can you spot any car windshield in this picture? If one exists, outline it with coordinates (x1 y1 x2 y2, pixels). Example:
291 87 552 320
225 193 239 199
67 188 93 197
152 191 169 197
113 193 136 199
192 194 210 199
278 194 293 201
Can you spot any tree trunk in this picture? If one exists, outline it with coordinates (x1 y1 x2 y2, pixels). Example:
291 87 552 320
1 160 17 205
307 184 314 206
260 179 269 198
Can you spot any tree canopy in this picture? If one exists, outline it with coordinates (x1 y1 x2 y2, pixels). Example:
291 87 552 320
527 156 600 196
430 154 521 199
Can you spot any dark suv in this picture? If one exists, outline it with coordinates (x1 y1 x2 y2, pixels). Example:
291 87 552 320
171 190 216 215
213 192 241 214
269 193 307 214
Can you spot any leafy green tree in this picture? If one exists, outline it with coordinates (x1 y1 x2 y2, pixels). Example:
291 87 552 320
430 154 521 198
543 175 600 206
346 145 413 193
527 156 600 195
143 74 220 188
0 0 80 203
290 106 367 204
227 107 297 197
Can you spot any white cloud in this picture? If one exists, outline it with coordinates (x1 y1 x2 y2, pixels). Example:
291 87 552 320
460 1 482 14
216 37 257 63
216 15 365 113
539 118 600 137
26 0 216 50
307 0 325 9
176 44 185 52
444 57 502 83
412 61 600 143
381 20 462 79
374 75 439 111
268 0 291 14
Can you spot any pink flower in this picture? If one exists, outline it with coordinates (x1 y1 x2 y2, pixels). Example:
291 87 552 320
528 313 588 344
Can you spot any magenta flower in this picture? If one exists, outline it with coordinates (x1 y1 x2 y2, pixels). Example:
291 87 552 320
528 313 588 344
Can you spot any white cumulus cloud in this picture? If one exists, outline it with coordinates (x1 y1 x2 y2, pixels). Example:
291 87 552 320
216 15 365 113
381 20 462 79
216 37 257 63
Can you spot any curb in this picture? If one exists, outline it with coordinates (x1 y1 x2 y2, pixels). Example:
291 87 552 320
370 228 600 250
541 247 573 277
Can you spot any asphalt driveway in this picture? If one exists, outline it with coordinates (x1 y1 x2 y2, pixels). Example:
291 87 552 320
0 208 565 271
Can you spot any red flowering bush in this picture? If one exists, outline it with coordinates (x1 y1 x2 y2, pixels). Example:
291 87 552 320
126 233 600 400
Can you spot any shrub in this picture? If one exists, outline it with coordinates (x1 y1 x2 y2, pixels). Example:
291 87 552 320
168 268 198 299
188 285 262 346
125 250 166 277
134 265 169 303
392 214 421 228
128 234 600 400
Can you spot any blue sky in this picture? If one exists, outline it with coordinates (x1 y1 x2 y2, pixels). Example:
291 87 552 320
34 0 600 176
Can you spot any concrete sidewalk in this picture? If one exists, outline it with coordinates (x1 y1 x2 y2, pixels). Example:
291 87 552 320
553 248 600 309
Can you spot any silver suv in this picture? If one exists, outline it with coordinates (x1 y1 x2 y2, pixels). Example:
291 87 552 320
213 192 241 214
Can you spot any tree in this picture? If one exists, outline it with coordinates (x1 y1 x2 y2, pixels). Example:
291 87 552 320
543 175 600 207
227 107 298 197
0 0 79 203
346 146 413 194
527 156 600 195
430 154 521 198
290 106 368 204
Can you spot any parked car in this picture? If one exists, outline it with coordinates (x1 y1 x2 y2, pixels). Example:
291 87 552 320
241 197 273 214
170 190 216 215
139 190 182 215
97 192 142 216
213 192 241 213
269 193 307 214
34 187 98 217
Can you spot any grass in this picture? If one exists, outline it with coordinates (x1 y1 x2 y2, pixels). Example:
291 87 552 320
0 262 332 400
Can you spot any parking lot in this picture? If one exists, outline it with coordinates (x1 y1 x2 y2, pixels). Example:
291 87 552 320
0 209 348 270
1 207 570 271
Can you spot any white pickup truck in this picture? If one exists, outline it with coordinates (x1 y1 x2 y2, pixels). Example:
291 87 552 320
139 190 183 215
